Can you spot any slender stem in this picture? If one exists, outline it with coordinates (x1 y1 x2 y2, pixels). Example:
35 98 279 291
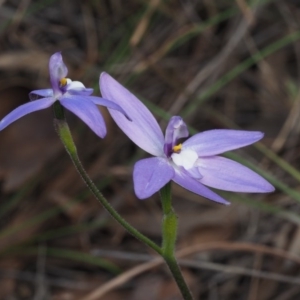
52 102 162 255
160 181 172 215
160 183 194 300
164 257 194 300
53 101 193 299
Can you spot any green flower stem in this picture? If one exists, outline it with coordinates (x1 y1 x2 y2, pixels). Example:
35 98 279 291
160 183 194 300
53 101 193 299
52 101 162 255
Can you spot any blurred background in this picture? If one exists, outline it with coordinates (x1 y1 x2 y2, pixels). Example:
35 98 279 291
0 0 300 299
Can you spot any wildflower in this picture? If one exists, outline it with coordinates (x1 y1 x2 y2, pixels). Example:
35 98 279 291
0 52 128 138
100 73 274 204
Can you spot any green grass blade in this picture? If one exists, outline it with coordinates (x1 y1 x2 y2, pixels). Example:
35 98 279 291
182 31 300 117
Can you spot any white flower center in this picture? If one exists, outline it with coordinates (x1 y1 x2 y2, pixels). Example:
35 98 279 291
67 80 85 90
171 149 198 170
59 77 85 89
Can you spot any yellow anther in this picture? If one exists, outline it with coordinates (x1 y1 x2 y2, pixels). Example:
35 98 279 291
173 143 182 153
59 78 68 87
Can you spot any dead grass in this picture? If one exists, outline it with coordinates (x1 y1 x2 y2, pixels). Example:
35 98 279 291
0 0 300 299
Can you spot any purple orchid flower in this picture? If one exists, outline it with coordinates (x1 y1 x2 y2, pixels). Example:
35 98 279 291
100 73 275 205
0 52 128 138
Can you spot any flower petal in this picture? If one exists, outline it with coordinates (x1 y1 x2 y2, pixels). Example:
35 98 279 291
67 88 94 96
185 167 203 179
0 97 55 131
29 89 53 100
172 169 230 205
60 96 106 138
49 52 68 96
197 156 275 192
183 129 263 156
164 116 189 156
89 96 131 120
133 157 175 199
65 80 94 96
100 72 164 156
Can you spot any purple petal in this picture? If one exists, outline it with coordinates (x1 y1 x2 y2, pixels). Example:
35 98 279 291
89 96 131 120
198 156 275 192
67 88 94 96
183 129 263 156
0 97 55 131
164 116 189 157
100 72 164 156
60 96 106 138
49 52 68 96
172 169 230 205
185 167 202 180
133 157 175 199
29 89 53 100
